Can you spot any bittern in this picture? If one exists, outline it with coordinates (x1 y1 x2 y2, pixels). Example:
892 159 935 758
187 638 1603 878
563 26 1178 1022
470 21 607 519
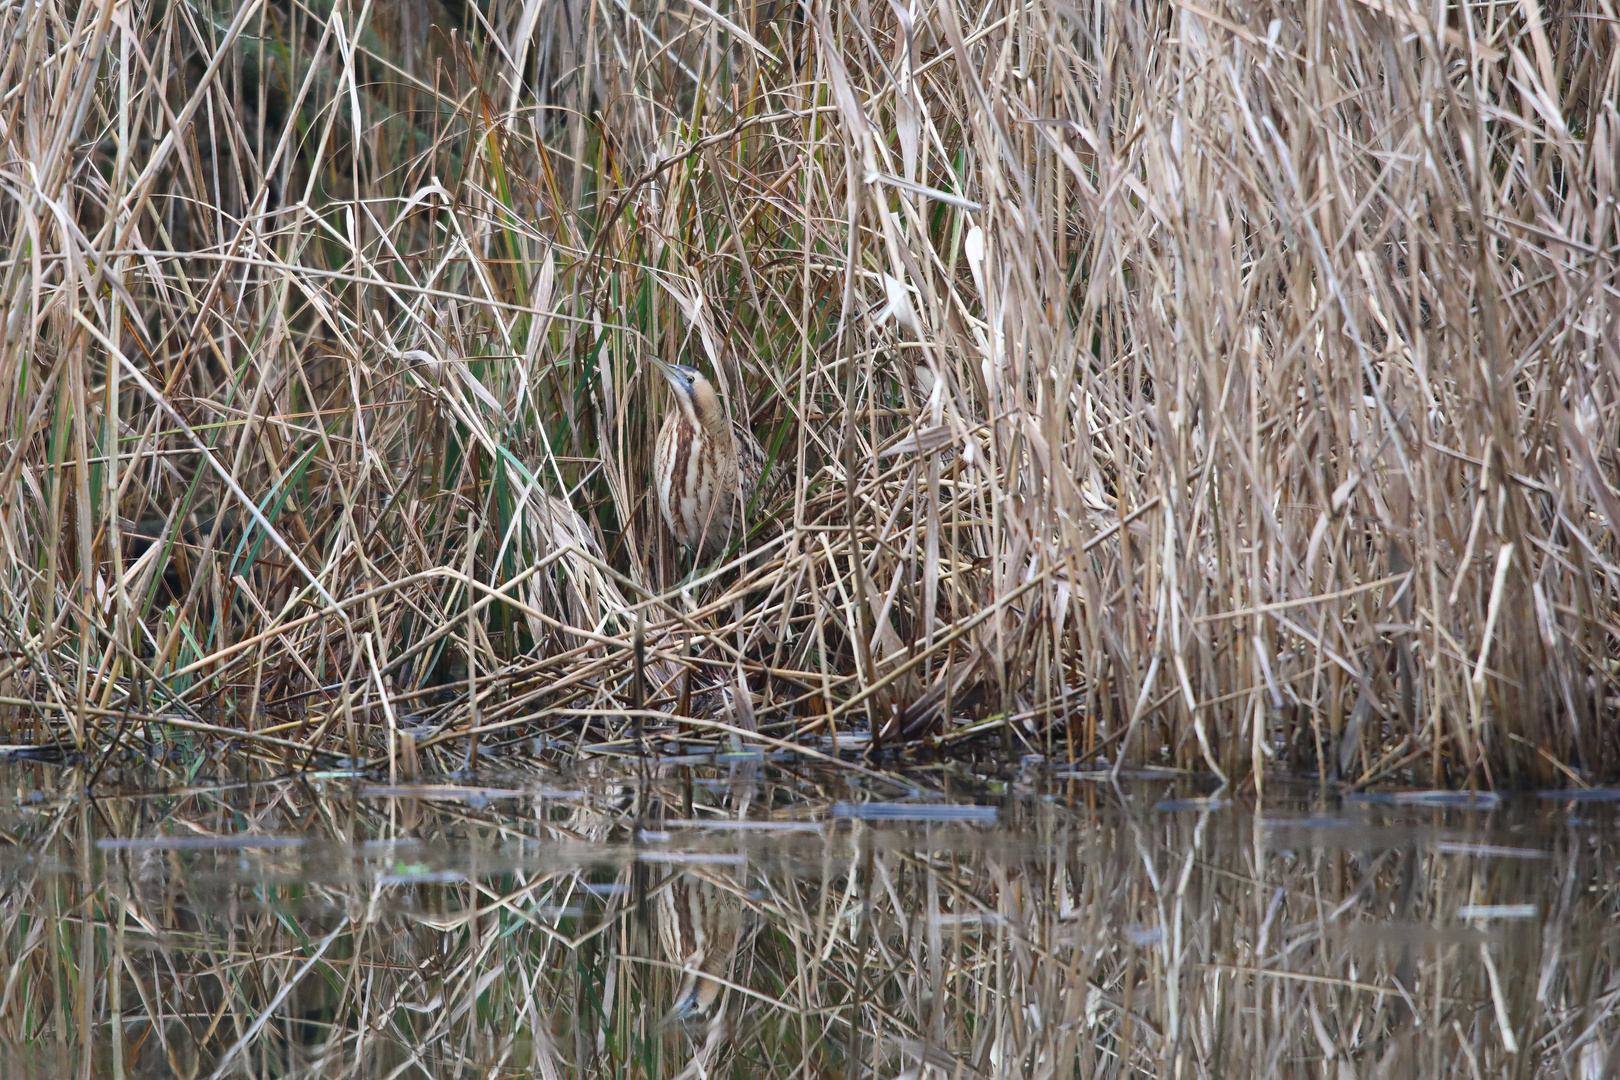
652 360 768 559
657 868 746 1019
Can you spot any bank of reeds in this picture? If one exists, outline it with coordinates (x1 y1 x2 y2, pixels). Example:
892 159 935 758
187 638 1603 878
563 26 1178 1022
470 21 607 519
0 0 1615 785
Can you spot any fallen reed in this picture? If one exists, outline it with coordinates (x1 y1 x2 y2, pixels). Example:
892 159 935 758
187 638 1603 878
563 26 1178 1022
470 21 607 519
0 0 1615 785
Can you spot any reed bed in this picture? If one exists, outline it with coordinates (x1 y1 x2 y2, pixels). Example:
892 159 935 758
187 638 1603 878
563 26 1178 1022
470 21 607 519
0 0 1615 784
0 759 1616 1078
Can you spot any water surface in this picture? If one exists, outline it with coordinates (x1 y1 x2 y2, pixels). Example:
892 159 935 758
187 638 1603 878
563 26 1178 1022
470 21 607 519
0 754 1614 1078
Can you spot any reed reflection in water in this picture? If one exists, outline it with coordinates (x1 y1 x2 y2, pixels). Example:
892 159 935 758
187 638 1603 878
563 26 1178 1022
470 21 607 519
0 757 1615 1079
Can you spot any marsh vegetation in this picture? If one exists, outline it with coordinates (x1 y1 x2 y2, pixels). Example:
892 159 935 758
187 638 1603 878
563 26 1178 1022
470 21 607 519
0 0 1618 836
6 0 1620 1073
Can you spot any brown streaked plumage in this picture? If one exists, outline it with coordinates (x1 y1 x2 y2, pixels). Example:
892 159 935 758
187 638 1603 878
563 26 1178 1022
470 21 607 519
653 361 767 559
656 869 745 1019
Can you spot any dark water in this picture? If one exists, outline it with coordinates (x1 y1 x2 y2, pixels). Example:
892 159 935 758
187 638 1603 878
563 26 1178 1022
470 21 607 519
0 753 1616 1078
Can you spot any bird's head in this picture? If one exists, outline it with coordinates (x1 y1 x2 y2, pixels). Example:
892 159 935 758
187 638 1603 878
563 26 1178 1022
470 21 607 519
652 359 723 431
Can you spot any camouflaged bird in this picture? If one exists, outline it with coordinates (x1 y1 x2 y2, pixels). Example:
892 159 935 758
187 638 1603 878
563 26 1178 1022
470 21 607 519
656 867 747 1019
652 360 770 559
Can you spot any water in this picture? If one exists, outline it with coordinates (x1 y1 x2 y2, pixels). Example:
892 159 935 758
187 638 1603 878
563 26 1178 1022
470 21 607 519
0 754 1615 1078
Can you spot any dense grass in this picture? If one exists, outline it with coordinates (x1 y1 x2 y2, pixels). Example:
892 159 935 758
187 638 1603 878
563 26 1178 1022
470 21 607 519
0 0 1615 785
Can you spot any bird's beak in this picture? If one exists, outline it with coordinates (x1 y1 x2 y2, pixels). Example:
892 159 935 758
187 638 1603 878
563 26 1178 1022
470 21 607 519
649 357 680 385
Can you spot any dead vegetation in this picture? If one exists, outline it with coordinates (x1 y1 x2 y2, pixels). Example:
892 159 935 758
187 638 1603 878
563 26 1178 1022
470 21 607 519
0 0 1616 785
